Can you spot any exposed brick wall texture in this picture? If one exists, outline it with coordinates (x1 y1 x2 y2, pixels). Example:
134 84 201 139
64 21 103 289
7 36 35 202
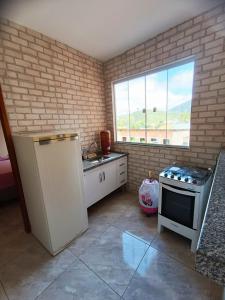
0 19 106 147
1 5 225 192
104 4 225 191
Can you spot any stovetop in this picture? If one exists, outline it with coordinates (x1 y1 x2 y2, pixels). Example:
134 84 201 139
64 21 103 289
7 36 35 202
159 165 212 186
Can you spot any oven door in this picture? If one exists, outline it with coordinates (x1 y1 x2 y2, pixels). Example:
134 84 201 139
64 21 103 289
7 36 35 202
159 183 200 229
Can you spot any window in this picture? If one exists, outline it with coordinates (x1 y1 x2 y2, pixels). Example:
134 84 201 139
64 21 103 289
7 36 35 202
113 59 195 147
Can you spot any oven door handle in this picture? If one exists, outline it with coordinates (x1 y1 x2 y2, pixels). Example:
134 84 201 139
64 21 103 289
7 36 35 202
161 184 197 197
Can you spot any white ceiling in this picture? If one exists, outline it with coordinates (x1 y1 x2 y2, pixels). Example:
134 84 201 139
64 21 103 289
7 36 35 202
1 0 223 61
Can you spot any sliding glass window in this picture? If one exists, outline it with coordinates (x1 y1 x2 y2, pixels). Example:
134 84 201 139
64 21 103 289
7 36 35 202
113 59 195 147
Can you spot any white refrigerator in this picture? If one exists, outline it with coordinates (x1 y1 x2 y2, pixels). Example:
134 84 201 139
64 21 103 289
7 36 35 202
13 131 88 255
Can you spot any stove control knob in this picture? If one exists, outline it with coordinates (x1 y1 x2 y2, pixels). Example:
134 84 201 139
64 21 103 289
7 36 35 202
192 179 197 184
170 174 174 179
177 176 181 180
164 173 168 177
185 177 189 182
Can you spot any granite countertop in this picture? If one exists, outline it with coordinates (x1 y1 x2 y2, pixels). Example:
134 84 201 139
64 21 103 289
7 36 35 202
83 152 128 172
196 150 225 286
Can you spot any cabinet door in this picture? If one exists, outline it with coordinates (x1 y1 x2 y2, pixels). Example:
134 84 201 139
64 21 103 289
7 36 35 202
101 161 117 198
84 167 103 208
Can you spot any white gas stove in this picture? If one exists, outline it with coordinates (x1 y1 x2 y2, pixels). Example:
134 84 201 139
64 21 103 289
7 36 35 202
158 165 213 252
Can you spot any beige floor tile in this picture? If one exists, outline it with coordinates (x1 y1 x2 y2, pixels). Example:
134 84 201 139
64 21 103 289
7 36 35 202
210 280 224 300
0 282 8 300
0 201 23 228
0 243 76 300
0 192 220 300
87 191 134 227
79 226 149 296
68 222 110 257
123 246 212 300
151 227 195 269
0 230 38 268
37 259 120 300
114 204 158 244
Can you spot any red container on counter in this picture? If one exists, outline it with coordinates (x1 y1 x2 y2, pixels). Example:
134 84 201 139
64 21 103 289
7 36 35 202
100 130 111 155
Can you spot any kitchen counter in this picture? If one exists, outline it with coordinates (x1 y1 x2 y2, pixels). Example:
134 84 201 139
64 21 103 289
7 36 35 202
196 149 225 286
83 152 128 172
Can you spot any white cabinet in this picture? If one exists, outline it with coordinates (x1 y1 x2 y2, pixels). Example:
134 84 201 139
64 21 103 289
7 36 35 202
116 157 127 187
84 156 127 208
83 167 104 208
101 161 117 198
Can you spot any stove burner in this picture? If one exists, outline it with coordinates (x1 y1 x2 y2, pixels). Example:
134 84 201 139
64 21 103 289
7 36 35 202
160 165 212 185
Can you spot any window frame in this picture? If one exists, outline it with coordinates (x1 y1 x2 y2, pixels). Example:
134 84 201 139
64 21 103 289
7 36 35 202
112 56 195 149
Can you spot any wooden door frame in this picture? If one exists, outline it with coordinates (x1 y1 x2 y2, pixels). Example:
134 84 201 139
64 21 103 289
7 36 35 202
0 85 31 233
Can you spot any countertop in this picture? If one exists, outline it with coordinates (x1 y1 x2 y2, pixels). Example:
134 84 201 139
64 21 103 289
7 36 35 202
83 152 128 172
196 150 225 286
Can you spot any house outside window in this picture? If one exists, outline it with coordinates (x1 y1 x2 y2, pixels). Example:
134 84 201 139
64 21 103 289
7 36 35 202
113 59 195 147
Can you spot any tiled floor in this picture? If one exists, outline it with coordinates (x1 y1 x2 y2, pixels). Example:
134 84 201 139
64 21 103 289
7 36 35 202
0 191 223 300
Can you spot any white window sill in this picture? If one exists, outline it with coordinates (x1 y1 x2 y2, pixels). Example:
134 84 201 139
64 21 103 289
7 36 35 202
113 141 190 150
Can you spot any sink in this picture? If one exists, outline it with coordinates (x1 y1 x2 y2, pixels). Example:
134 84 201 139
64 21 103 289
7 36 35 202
87 155 111 164
90 160 99 164
100 155 110 160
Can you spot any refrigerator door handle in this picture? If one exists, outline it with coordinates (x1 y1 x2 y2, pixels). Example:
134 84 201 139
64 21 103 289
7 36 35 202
39 139 51 145
102 171 105 181
57 138 66 141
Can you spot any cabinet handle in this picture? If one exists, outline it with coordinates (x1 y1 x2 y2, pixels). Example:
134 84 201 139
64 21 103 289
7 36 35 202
120 179 125 184
120 171 125 175
102 171 105 181
99 173 102 183
119 163 125 167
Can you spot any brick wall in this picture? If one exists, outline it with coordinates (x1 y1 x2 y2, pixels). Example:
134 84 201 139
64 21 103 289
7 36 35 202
1 5 225 192
0 19 106 147
104 4 225 191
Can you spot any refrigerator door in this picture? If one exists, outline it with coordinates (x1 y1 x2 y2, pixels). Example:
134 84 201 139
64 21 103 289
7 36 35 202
34 137 88 254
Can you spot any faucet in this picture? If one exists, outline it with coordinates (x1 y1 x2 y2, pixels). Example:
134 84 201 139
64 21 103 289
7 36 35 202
82 142 98 160
88 142 98 154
